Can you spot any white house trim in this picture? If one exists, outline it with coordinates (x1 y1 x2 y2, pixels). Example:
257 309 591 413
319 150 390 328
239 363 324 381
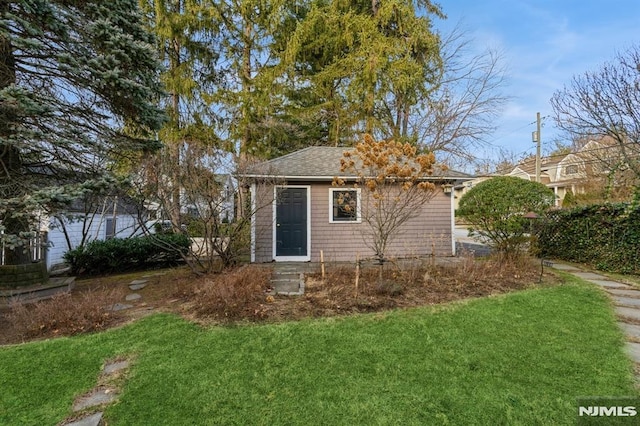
328 187 362 224
250 182 256 263
449 188 455 255
272 185 311 262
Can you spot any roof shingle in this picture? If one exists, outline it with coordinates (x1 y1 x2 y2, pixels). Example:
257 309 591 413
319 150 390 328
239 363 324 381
244 146 472 180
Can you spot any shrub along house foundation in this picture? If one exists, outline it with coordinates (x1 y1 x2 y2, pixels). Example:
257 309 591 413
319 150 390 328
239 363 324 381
242 146 472 263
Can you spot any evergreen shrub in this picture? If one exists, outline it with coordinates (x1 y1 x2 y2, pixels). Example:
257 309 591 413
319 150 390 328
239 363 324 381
64 234 190 275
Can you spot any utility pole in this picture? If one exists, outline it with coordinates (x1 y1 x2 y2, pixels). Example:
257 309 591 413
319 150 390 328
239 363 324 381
532 112 541 183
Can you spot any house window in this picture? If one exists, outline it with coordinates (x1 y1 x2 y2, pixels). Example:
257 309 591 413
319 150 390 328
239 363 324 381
105 218 116 239
329 188 360 223
565 165 578 175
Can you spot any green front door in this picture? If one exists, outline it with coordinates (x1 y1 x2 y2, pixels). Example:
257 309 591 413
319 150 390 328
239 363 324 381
276 187 308 258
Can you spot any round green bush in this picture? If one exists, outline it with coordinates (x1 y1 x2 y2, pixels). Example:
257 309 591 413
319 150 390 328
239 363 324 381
457 176 554 256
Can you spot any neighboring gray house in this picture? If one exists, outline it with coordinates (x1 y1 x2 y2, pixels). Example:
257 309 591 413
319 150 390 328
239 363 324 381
243 146 471 263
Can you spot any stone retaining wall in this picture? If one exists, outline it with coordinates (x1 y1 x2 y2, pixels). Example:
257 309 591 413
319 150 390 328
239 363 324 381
0 262 48 288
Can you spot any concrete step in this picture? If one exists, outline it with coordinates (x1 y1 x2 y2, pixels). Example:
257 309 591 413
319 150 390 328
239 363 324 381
269 272 305 296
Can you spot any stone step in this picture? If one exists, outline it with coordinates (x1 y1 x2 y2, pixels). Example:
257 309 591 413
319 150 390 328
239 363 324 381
613 296 640 308
129 279 149 291
63 412 103 426
607 289 640 299
270 281 301 293
271 273 303 282
620 322 640 340
72 388 117 412
273 270 303 275
0 277 75 305
572 272 609 281
590 279 631 289
109 303 133 312
616 306 640 322
546 262 581 272
270 265 307 296
125 293 142 302
271 276 303 282
627 342 640 364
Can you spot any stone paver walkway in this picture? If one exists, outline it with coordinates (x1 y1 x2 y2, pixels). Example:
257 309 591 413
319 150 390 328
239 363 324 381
547 261 640 367
61 358 131 426
109 277 156 311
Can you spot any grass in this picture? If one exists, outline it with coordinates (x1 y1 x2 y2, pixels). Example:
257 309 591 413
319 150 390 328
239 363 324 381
0 277 637 425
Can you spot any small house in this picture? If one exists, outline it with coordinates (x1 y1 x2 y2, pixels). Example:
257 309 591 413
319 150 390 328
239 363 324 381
243 146 472 263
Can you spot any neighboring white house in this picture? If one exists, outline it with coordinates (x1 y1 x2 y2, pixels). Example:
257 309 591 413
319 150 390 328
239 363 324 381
505 136 635 206
32 174 236 271
43 196 146 271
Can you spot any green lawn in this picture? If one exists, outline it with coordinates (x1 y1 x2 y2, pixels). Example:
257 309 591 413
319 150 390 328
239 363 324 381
1 277 637 425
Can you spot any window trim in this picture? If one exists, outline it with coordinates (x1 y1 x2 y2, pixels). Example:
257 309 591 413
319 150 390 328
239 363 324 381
329 188 361 223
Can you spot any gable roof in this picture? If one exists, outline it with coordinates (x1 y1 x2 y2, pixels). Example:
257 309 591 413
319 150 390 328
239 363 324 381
509 153 566 176
243 146 472 180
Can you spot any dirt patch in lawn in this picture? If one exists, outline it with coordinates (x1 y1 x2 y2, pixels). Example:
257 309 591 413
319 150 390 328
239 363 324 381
0 255 559 345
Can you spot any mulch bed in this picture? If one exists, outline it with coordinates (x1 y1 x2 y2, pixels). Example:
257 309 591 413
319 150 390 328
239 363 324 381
0 256 559 345
261 256 557 321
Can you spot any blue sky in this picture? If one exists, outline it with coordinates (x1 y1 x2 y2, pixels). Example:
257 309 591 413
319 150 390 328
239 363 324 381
432 0 640 162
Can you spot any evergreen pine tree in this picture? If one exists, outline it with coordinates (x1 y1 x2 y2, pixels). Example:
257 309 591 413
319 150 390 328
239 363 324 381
0 0 165 265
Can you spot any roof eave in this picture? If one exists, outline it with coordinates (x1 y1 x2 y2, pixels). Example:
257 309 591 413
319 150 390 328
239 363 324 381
240 174 472 181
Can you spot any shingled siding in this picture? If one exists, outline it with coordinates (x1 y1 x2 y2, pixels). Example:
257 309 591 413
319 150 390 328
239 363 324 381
252 183 275 262
251 181 453 263
310 182 452 262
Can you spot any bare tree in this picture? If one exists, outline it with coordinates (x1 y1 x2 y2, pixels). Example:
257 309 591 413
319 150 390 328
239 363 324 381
473 147 522 175
131 146 280 274
334 134 440 265
551 45 640 191
409 25 509 169
52 190 147 253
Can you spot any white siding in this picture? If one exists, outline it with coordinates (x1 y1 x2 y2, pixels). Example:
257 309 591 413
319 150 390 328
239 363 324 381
46 213 143 270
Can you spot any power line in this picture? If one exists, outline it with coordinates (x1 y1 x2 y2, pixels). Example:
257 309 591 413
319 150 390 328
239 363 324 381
489 114 552 145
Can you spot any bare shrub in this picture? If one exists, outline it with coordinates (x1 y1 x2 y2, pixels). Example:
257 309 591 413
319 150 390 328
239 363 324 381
306 254 544 312
374 280 403 296
420 253 541 298
4 287 125 339
190 265 272 321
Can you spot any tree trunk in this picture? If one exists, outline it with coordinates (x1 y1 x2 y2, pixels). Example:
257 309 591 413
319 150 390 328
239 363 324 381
236 15 254 219
167 9 182 228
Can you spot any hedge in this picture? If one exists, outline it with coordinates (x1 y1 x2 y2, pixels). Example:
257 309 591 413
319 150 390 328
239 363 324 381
534 203 640 274
64 234 190 275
